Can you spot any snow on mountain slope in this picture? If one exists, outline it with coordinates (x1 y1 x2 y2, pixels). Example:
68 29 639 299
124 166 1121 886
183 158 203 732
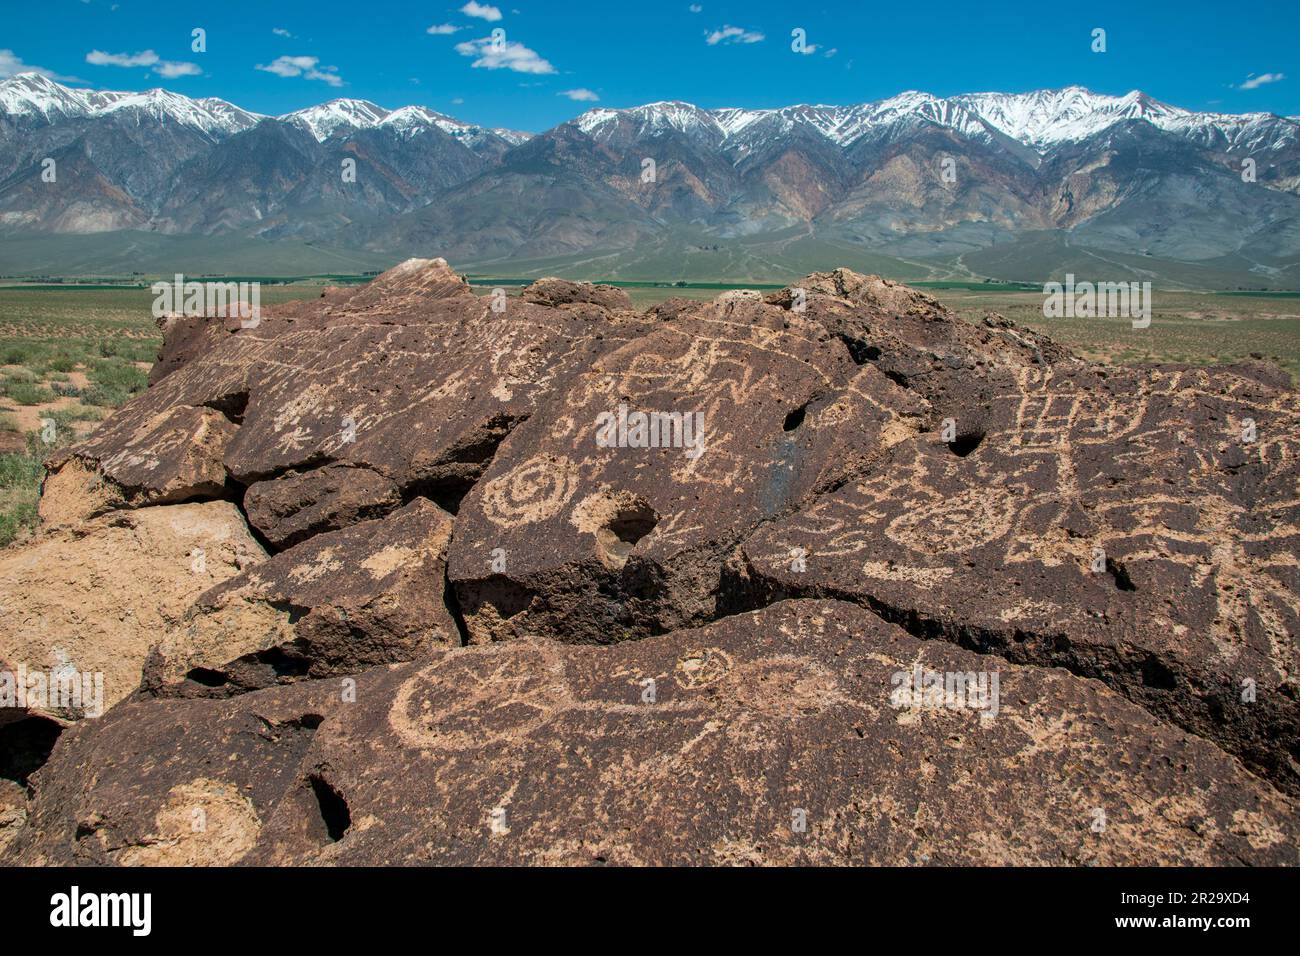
577 101 727 148
280 97 530 148
3 73 1292 159
0 72 262 136
281 98 391 141
574 86 1300 157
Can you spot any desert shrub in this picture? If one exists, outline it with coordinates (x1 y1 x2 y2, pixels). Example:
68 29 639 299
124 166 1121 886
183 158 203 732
48 405 101 426
0 450 42 489
3 381 55 405
0 499 37 548
81 383 131 407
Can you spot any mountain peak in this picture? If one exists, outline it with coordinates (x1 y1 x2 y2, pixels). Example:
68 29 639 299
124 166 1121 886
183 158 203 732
0 73 262 135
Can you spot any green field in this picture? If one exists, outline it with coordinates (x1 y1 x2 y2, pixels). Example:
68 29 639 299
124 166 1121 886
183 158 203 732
0 279 1296 548
928 288 1300 382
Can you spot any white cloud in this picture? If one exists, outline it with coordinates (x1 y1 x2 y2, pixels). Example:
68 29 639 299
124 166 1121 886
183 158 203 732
461 2 503 21
255 55 344 87
272 28 296 39
427 23 462 35
86 49 200 77
86 49 159 68
559 88 599 101
0 49 73 80
689 4 703 11
452 96 465 104
823 47 837 58
705 25 764 46
1235 72 1285 90
454 36 555 74
154 61 202 78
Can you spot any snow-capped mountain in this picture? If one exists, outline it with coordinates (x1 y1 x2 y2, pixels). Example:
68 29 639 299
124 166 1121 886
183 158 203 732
3 73 1299 284
571 86 1300 156
280 96 530 148
280 98 390 141
0 72 262 137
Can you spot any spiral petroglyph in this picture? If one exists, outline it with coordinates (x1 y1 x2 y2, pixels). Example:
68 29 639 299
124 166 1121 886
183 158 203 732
7 257 1299 871
479 454 582 527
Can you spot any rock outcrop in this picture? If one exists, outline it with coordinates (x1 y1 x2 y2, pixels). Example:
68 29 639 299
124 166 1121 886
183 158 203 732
8 601 1297 866
2 258 1296 866
0 500 264 721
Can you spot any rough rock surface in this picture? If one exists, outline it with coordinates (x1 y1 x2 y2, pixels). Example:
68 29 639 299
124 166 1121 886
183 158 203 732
4 259 1298 866
45 258 653 543
41 405 237 526
0 501 264 721
738 361 1300 794
150 312 242 385
8 602 1297 866
448 291 927 644
147 499 457 696
243 462 402 550
520 277 633 312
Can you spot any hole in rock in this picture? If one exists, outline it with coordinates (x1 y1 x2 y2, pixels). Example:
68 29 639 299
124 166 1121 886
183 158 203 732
783 404 808 432
947 428 985 457
1140 656 1177 691
308 774 351 842
184 667 230 687
597 502 659 569
0 715 63 790
203 390 250 426
411 475 477 516
839 335 881 366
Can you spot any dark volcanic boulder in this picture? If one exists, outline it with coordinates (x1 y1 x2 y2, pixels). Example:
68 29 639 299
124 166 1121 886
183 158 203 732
447 290 927 644
146 499 457 696
40 405 237 526
8 601 1296 866
520 277 633 312
738 361 1300 795
44 258 653 542
10 259 1300 866
243 462 402 550
150 312 242 385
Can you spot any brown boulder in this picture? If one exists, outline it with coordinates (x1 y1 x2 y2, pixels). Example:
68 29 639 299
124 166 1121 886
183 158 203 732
243 462 402 550
0 500 265 722
8 601 1296 866
41 405 237 526
520 277 633 312
53 259 652 544
149 312 242 385
766 268 1075 393
11 261 1300 866
738 362 1300 795
147 499 458 696
447 291 925 644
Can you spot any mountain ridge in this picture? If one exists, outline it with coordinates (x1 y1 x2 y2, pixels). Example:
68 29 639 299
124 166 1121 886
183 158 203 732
6 73 1297 153
4 73 1300 286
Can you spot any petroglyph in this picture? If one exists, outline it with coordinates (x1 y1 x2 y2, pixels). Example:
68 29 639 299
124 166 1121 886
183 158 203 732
12 602 1298 866
9 260 1300 865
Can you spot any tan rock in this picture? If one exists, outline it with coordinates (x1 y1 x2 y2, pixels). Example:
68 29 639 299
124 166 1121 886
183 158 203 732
0 500 265 721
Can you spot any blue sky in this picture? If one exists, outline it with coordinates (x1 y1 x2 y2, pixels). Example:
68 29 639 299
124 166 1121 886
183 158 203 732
3 0 1297 130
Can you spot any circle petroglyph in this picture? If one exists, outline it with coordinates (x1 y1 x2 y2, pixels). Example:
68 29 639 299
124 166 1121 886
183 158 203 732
480 454 581 527
885 487 1019 554
389 643 572 752
675 647 733 689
